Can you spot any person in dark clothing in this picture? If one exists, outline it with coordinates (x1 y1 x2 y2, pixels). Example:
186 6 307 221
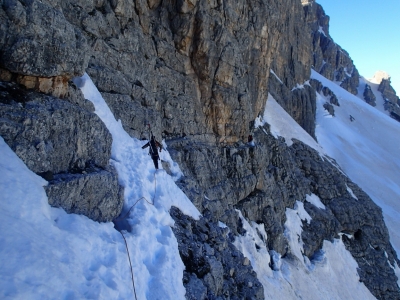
142 135 163 169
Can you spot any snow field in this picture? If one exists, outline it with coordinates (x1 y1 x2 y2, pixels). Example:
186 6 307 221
0 137 133 299
311 70 400 256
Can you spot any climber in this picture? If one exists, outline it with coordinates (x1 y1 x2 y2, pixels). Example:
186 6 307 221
247 134 255 147
142 134 163 169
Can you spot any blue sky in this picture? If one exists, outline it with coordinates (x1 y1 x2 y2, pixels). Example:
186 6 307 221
316 0 400 95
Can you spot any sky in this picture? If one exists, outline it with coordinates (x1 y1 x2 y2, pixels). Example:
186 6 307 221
316 0 400 94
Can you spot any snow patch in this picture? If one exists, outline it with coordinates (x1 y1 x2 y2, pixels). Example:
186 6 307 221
161 140 184 181
393 260 400 287
260 94 325 156
284 201 311 264
270 69 283 84
233 206 375 299
318 26 327 36
218 221 227 229
0 136 134 299
346 184 358 200
77 73 201 299
233 210 273 278
306 193 326 210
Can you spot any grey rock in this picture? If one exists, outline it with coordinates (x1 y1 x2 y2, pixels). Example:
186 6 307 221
340 67 360 95
1 0 399 298
0 0 89 77
243 257 250 266
323 102 335 116
184 273 207 300
46 167 124 222
170 122 400 299
203 257 224 295
268 74 317 139
66 81 95 112
0 81 123 223
378 78 400 104
0 81 111 174
304 3 359 95
363 84 377 107
171 207 264 300
378 78 400 122
309 78 323 93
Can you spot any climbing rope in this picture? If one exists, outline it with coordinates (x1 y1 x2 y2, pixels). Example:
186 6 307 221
114 172 158 221
113 170 159 300
119 230 138 300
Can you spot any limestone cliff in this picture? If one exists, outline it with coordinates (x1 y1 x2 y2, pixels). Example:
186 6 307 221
0 0 399 299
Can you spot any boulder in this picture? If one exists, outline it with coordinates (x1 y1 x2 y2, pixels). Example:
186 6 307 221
0 80 123 223
0 81 111 174
45 167 124 222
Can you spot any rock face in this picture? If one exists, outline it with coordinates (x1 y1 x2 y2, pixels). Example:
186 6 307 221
266 1 316 138
0 0 399 298
303 1 360 95
0 80 123 222
45 168 123 222
0 0 89 96
0 82 110 174
170 124 400 299
363 84 377 107
171 207 264 300
379 78 400 120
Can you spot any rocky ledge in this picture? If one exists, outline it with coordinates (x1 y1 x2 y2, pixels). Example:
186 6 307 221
0 80 123 222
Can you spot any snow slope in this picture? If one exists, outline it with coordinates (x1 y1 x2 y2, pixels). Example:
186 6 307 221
76 74 202 299
0 74 200 300
0 136 133 299
311 69 400 256
251 94 377 299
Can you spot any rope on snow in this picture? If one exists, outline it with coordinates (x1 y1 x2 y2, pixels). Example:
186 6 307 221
114 170 160 300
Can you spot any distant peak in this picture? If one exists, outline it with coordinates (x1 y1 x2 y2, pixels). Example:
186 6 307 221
301 0 314 6
370 70 391 83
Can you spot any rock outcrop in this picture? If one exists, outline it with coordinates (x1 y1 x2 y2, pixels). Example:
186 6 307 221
0 0 89 96
369 71 400 121
171 207 264 300
170 123 400 299
0 80 123 222
45 167 123 222
379 77 400 121
363 84 377 107
303 1 360 95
